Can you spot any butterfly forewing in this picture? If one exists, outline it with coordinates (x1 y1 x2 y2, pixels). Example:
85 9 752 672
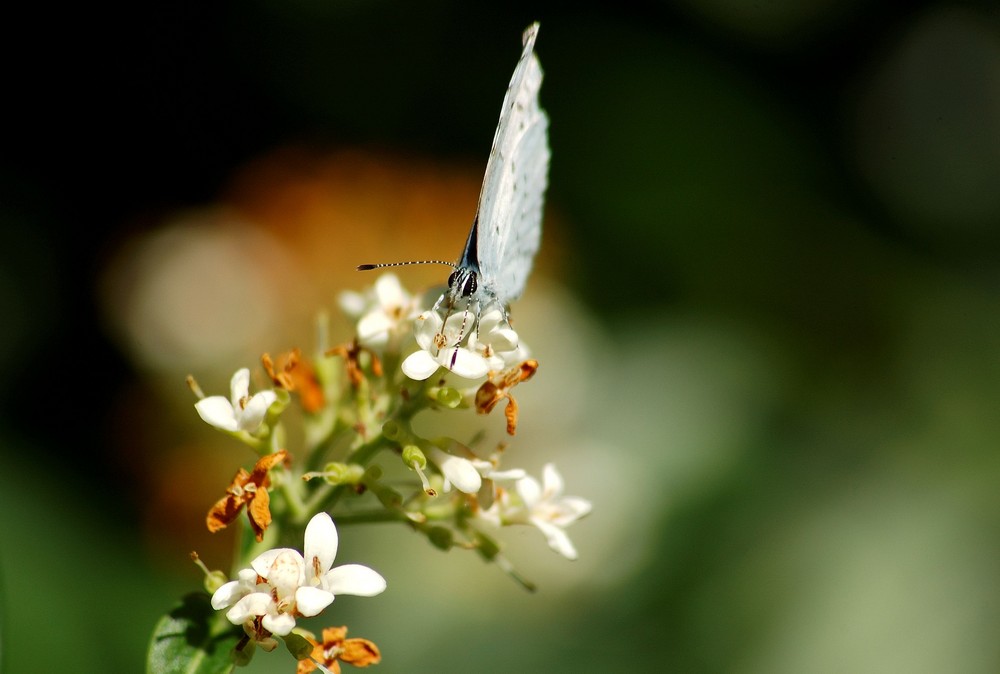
472 22 549 305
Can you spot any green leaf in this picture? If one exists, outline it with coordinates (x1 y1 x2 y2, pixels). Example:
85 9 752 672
282 632 313 660
147 592 242 674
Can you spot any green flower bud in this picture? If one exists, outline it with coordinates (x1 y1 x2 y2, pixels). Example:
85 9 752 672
203 570 228 595
320 462 350 484
402 445 427 470
427 526 454 551
382 419 402 440
434 386 463 408
474 530 502 561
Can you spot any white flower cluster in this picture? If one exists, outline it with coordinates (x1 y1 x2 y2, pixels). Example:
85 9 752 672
339 273 422 352
401 305 529 380
424 449 590 562
191 271 592 662
479 463 592 561
211 513 386 645
342 272 529 381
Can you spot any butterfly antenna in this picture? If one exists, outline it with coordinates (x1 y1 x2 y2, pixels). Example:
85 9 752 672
357 260 456 271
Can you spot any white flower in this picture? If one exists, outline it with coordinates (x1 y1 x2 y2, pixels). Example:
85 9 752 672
194 368 277 433
340 273 421 351
481 463 591 560
402 310 490 380
428 447 482 494
210 513 386 640
299 511 388 597
467 307 527 370
401 304 528 381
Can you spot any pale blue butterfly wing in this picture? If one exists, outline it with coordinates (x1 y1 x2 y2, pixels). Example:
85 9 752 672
458 22 549 308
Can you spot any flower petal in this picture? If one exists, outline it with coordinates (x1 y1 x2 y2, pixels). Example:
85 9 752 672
295 585 335 617
478 308 505 331
447 348 489 379
531 518 580 560
262 611 297 636
194 396 238 431
229 368 251 408
487 326 519 352
304 512 339 578
251 548 298 578
431 448 482 494
412 311 442 350
357 312 392 346
210 580 245 610
338 289 366 317
552 496 593 524
237 390 277 432
321 564 387 597
402 350 440 380
374 273 406 307
266 550 306 598
541 463 565 497
226 592 272 624
486 468 527 482
516 474 542 507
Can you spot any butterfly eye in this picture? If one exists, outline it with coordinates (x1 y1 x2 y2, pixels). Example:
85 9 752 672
462 273 478 297
448 270 460 288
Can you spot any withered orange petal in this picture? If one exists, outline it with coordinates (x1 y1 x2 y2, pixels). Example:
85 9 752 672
207 495 244 533
347 362 363 387
369 351 384 377
321 626 348 644
261 352 277 379
475 382 500 414
249 449 289 482
504 395 519 436
292 364 326 413
248 488 272 542
298 383 325 413
227 467 252 491
341 638 381 667
520 359 539 381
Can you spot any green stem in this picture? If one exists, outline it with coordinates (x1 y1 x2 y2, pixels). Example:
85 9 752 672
279 470 309 524
301 480 335 515
330 509 413 525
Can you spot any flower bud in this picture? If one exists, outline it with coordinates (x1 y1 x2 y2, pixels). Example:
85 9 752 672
319 462 354 485
402 445 426 470
426 526 454 551
474 530 501 561
382 420 402 440
434 386 463 409
203 570 229 595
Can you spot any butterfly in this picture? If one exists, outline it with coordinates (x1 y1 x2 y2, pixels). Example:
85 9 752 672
360 22 549 333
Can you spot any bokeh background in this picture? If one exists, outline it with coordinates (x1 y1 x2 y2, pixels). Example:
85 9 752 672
4 1 1000 672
